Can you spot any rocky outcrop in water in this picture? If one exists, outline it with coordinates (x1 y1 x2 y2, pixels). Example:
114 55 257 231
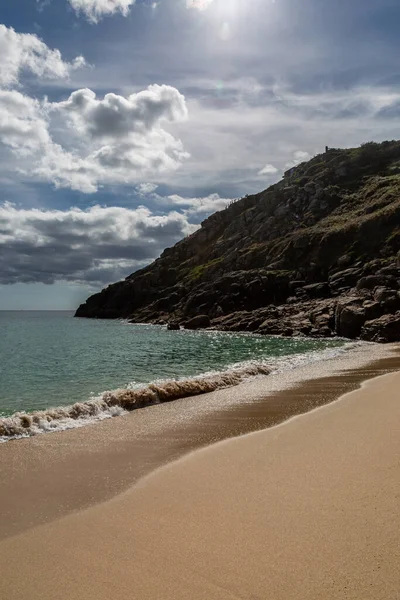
76 141 400 342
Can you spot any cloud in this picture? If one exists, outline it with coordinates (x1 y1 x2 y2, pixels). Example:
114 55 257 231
0 85 190 193
68 0 135 22
137 182 159 194
53 85 188 138
285 150 312 169
186 0 214 10
165 192 233 215
0 202 198 285
0 90 50 153
0 24 85 87
258 163 278 176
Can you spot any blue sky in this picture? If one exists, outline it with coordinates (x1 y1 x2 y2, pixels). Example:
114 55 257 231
1 0 400 309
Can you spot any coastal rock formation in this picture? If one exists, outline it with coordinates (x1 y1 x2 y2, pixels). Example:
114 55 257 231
184 315 211 330
76 141 400 342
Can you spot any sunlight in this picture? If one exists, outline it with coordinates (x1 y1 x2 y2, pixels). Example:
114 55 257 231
186 0 240 14
186 0 214 10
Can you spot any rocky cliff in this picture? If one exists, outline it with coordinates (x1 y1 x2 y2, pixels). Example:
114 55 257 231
76 141 400 342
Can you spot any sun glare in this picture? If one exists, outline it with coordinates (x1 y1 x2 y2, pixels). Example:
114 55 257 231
186 0 214 10
187 0 240 14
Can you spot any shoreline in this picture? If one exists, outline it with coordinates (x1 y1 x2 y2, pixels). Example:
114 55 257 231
0 342 399 542
0 336 353 442
1 352 399 598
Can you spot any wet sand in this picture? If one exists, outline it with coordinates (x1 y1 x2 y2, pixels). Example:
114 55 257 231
0 343 400 542
0 346 399 599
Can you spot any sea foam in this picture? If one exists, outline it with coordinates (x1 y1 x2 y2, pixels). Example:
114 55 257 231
0 363 271 441
0 341 359 442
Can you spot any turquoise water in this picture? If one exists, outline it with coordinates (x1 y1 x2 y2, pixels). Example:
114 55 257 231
0 311 348 420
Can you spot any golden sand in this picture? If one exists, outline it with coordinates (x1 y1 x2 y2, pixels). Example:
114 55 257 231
0 348 399 599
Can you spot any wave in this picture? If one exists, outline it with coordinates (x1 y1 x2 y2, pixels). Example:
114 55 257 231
0 363 271 441
0 341 362 443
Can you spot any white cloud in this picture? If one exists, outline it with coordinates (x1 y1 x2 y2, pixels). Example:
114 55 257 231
258 163 278 176
0 85 190 193
166 192 233 215
186 0 214 10
68 0 135 22
137 182 159 194
53 85 188 138
0 202 198 285
0 24 85 87
0 90 50 153
285 150 311 169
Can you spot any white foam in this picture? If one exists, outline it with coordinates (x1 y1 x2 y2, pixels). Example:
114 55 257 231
0 340 362 443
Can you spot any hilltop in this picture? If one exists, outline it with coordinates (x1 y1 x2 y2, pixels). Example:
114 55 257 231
76 141 400 342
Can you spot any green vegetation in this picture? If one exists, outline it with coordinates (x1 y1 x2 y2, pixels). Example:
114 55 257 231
186 258 224 281
77 139 400 330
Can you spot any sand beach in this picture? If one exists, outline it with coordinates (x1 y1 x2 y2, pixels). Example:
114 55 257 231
0 343 399 599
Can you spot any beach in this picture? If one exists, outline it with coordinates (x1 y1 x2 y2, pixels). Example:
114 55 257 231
0 343 399 599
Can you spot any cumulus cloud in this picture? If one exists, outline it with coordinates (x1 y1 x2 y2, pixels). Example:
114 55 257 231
0 90 50 153
137 182 158 194
0 203 198 285
166 193 233 215
68 0 135 22
0 24 85 87
53 85 188 138
285 150 312 169
258 163 278 176
0 85 189 192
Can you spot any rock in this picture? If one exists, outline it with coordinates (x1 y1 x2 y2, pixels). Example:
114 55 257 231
74 140 400 346
303 282 330 298
376 265 400 278
337 253 353 267
299 322 313 335
335 299 366 338
362 300 382 321
167 322 180 330
319 326 333 337
258 319 282 335
373 287 400 313
314 313 334 331
357 275 396 291
373 286 393 302
360 312 400 343
329 268 363 292
184 315 211 330
289 280 306 292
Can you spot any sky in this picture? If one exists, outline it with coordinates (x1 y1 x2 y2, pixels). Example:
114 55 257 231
1 0 400 309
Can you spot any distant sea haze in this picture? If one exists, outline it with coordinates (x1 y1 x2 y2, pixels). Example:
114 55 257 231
0 311 351 441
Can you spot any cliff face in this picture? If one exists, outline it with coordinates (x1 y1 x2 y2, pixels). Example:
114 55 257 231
76 141 400 342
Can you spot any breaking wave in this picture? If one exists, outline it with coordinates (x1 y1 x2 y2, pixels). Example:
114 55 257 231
0 341 361 443
0 363 271 441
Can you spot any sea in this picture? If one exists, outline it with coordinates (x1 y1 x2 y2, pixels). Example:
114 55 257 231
0 311 354 441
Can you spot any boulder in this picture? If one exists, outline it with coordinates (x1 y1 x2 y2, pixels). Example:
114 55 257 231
303 282 330 298
289 280 306 292
329 268 363 292
335 299 366 338
372 287 400 313
357 275 397 291
314 313 334 331
184 315 211 330
318 326 333 338
362 300 382 321
167 322 180 331
360 312 400 343
373 286 396 303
